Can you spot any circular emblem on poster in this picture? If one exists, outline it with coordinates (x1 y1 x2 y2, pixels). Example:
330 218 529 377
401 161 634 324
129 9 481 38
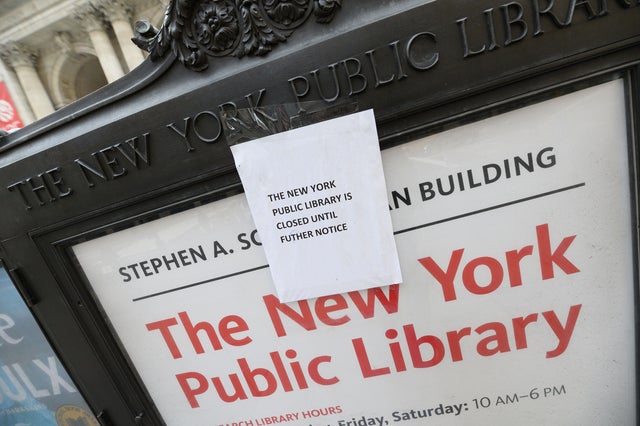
0 99 15 123
55 405 100 426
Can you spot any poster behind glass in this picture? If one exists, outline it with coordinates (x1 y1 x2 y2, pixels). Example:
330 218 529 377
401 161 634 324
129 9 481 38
73 80 636 425
0 267 98 426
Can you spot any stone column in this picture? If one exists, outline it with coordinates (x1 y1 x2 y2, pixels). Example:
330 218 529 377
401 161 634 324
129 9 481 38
75 5 125 83
0 43 54 120
0 57 36 126
96 0 145 72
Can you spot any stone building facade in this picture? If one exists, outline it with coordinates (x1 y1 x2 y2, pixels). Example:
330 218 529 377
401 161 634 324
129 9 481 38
0 0 167 128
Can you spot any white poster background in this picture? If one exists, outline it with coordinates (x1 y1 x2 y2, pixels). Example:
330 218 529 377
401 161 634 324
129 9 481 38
73 80 636 426
230 109 402 302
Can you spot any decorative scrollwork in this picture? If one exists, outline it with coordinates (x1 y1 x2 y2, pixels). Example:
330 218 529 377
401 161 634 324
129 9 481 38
237 0 287 57
132 0 343 71
265 0 311 26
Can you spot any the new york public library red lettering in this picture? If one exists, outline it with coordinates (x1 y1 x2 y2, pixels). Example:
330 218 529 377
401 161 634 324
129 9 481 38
143 223 582 408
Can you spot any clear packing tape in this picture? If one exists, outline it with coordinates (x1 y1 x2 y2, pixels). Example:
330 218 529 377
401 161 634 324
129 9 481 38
222 99 359 146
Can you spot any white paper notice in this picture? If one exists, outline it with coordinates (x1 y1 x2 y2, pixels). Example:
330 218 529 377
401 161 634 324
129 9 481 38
231 109 402 302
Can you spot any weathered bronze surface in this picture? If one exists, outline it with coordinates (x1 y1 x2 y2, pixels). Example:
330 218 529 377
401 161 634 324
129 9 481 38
0 1 638 424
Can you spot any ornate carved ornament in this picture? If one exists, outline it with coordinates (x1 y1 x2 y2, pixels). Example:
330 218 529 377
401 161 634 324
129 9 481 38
0 42 39 69
133 0 342 71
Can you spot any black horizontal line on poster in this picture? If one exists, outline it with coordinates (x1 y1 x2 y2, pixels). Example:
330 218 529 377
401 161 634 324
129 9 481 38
132 182 585 302
132 264 270 302
393 182 586 236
